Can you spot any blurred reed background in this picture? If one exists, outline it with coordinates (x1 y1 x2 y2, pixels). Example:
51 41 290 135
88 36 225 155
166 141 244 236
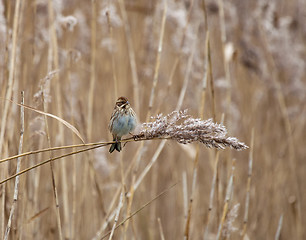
0 0 305 239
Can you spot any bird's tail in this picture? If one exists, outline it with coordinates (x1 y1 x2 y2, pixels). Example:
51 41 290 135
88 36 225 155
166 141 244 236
109 137 122 153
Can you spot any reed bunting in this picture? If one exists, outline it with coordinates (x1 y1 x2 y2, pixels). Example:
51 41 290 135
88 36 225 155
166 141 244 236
108 97 137 153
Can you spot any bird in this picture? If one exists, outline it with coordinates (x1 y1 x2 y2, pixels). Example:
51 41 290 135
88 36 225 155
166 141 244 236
108 96 137 153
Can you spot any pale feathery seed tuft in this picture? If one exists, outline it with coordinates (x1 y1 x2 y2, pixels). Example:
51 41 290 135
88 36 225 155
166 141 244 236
135 110 248 151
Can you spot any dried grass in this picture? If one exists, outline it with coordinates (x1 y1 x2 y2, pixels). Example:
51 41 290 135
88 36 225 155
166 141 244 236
0 0 305 239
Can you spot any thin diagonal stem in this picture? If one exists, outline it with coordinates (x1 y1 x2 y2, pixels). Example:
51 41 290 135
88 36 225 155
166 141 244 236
4 91 24 240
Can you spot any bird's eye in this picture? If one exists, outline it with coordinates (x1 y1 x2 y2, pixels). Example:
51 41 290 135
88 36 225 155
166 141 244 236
117 101 126 108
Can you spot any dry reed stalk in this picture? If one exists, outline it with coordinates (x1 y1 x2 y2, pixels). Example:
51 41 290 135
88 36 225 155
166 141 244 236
106 9 118 98
0 146 9 238
85 152 107 220
183 25 201 240
0 0 21 156
259 25 302 239
147 0 167 119
241 128 254 238
216 159 236 240
0 131 217 164
149 159 159 239
118 0 140 114
184 198 193 240
47 0 62 126
123 152 141 239
0 0 20 236
42 86 63 240
275 214 283 240
108 191 124 240
32 157 43 236
130 213 138 239
0 141 109 164
202 0 208 31
199 32 209 119
184 25 209 240
88 0 97 140
81 163 95 237
92 210 117 240
123 153 141 239
275 81 301 236
14 92 25 240
68 73 78 240
59 137 70 236
216 2 236 197
201 31 214 240
216 114 225 223
70 146 78 239
47 0 63 142
47 0 69 235
135 3 195 204
217 0 232 114
0 97 84 143
133 139 166 190
119 153 127 193
0 171 4 237
0 144 105 188
166 0 194 94
1 0 11 100
33 74 50 237
182 172 188 217
131 30 198 201
119 153 127 239
209 26 221 229
123 1 167 237
93 143 170 240
85 143 108 228
100 182 178 240
157 218 166 240
207 34 216 122
92 147 142 239
203 113 225 240
4 92 24 240
204 150 221 240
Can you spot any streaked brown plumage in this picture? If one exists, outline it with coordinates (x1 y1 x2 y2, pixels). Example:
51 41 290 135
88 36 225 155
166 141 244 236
109 97 137 153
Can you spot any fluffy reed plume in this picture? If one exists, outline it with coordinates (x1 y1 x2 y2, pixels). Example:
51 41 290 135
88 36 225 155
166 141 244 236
134 110 248 151
222 203 240 238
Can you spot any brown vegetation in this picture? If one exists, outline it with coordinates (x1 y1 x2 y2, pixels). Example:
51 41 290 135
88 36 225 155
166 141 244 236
0 0 305 239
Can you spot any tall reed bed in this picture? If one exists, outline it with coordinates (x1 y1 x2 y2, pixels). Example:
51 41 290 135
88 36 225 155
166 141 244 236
0 0 305 239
